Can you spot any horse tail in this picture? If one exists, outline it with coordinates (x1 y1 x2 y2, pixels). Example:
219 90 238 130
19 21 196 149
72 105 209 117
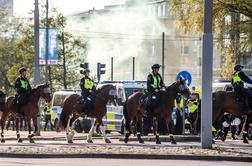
57 104 69 132
123 100 131 132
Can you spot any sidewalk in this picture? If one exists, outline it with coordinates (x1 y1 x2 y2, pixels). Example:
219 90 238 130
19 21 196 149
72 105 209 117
0 131 251 162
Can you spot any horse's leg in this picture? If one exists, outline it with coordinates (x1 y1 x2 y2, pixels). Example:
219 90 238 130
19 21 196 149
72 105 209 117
124 117 131 143
87 119 98 143
27 117 35 143
98 118 111 144
67 114 79 143
167 118 176 144
242 116 249 144
65 114 74 143
0 111 8 143
15 118 22 143
155 118 161 144
136 115 144 144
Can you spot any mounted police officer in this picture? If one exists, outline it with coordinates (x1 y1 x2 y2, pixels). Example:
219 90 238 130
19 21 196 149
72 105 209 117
15 67 32 116
143 64 165 135
79 69 96 114
231 64 252 114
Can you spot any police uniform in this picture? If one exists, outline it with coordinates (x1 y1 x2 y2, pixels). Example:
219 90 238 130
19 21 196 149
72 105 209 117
15 68 32 112
79 75 96 112
44 106 53 131
231 64 252 113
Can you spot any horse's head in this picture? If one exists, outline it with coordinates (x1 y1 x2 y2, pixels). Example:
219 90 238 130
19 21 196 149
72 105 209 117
34 83 52 103
97 84 117 106
167 76 190 100
177 76 190 99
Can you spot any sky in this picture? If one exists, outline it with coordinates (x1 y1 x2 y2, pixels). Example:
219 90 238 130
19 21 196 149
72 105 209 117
13 0 124 16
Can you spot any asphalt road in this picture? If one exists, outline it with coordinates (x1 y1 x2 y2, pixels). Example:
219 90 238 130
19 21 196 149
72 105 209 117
0 158 250 166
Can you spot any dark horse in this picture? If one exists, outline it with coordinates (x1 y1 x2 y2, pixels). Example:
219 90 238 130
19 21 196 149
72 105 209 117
0 84 51 143
123 78 190 144
211 91 252 143
57 84 117 143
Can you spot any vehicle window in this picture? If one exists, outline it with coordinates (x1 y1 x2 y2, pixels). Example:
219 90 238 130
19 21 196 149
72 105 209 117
53 94 70 107
118 88 124 100
124 88 145 98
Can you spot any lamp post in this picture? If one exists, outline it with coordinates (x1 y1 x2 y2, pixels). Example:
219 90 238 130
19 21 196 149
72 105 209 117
201 0 213 148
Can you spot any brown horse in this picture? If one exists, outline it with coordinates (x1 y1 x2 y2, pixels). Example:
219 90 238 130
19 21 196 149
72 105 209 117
57 84 117 143
0 84 51 143
124 78 190 144
211 91 252 143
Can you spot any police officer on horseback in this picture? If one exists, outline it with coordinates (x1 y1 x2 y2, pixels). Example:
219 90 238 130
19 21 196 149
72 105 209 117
143 64 165 135
15 67 32 116
232 64 252 114
80 69 96 114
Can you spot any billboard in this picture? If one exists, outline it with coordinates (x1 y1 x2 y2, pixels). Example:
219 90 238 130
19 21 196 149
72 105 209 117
39 28 59 65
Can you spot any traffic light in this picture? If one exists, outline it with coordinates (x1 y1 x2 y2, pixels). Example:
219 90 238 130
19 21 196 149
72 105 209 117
97 62 106 82
80 62 89 74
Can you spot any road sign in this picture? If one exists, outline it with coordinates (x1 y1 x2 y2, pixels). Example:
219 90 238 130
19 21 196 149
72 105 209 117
39 28 59 65
176 70 192 86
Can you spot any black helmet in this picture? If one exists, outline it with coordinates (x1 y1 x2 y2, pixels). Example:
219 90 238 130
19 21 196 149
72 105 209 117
83 69 90 74
234 64 244 71
152 64 161 69
19 67 27 74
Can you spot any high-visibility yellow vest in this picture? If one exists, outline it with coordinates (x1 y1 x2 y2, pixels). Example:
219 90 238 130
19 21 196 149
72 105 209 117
20 79 29 89
46 107 52 115
232 71 243 84
175 96 183 108
151 74 161 89
188 101 198 113
84 77 94 90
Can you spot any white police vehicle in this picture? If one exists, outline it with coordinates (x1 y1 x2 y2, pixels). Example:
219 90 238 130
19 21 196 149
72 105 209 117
51 80 146 133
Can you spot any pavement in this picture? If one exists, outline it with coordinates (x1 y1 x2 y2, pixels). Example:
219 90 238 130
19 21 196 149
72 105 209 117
0 158 251 166
0 131 251 162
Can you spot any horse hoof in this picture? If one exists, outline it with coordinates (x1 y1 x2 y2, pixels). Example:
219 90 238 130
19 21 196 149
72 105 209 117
18 139 23 143
105 139 111 144
212 140 215 144
29 139 35 143
124 138 128 144
68 140 73 144
171 140 177 144
1 139 5 143
243 139 249 144
87 139 93 143
156 140 161 144
139 139 144 144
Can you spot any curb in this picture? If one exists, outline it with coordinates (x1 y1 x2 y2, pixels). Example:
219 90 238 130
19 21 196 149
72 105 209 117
0 153 251 162
118 136 200 142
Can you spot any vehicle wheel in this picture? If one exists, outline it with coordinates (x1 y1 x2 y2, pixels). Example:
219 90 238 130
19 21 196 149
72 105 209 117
74 119 83 133
82 118 92 133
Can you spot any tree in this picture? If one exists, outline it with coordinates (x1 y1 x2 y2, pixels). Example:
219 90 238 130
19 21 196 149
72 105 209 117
170 0 252 79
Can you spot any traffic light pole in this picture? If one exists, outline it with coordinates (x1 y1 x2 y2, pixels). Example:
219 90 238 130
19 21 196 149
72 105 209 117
111 57 113 81
132 57 135 80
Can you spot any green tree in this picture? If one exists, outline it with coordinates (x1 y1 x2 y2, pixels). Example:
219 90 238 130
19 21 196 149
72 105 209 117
170 0 252 79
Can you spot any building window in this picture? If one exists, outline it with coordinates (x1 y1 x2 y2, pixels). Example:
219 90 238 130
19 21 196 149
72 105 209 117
162 4 166 17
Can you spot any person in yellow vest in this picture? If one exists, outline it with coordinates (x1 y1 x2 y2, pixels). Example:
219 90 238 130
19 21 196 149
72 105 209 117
44 104 53 131
174 94 183 135
79 69 96 114
143 64 165 135
146 64 165 115
15 67 32 117
231 64 252 114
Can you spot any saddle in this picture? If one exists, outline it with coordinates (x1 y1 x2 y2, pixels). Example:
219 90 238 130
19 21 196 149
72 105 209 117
139 93 148 105
76 95 94 115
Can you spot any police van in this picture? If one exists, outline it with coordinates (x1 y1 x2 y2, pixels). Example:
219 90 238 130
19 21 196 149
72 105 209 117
51 81 146 133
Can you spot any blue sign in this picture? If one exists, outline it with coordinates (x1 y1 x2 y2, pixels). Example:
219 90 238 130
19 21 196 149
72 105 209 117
39 28 59 65
176 70 192 86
